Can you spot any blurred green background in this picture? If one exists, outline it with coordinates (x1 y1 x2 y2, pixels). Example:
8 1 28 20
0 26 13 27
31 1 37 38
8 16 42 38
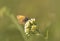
0 0 60 41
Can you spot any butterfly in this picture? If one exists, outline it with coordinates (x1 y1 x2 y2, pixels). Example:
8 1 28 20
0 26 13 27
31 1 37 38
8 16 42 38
17 15 29 24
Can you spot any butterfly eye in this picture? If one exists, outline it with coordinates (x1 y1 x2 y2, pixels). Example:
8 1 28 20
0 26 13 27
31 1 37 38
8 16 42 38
23 17 29 22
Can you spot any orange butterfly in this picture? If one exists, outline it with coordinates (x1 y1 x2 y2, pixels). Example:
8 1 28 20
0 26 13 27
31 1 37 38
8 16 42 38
17 15 29 24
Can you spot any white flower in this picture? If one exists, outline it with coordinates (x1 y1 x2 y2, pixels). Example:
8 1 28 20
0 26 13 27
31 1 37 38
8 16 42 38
30 18 35 24
31 25 37 32
24 20 31 34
